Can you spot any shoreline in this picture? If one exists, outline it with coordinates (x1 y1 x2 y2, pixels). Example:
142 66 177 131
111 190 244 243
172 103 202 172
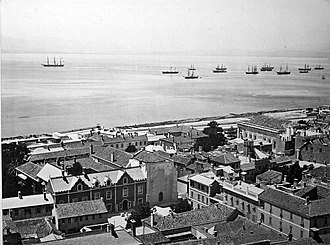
1 107 304 142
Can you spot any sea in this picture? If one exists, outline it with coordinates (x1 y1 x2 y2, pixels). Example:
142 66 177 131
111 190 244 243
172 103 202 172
1 53 330 138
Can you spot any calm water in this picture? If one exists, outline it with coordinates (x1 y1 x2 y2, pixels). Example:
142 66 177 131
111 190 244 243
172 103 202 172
1 53 330 137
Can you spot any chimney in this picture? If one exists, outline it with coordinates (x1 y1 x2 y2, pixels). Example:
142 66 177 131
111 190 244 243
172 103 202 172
101 135 104 145
283 175 287 183
43 191 48 201
213 231 218 237
150 209 155 227
305 196 310 205
18 191 22 199
90 144 94 155
74 157 77 164
130 219 137 237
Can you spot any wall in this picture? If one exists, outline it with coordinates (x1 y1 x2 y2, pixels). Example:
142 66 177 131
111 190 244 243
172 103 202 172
145 160 178 206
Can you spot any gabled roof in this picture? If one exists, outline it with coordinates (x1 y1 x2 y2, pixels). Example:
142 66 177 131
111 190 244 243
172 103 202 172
93 146 133 167
2 193 54 210
50 168 146 193
144 204 236 231
63 157 114 172
37 163 62 182
189 173 217 186
249 115 289 130
56 199 107 219
16 162 43 181
29 147 90 162
210 153 240 165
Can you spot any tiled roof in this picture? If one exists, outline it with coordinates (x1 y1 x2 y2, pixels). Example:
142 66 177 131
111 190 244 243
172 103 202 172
295 185 317 198
136 232 170 245
2 193 54 210
272 156 292 164
256 170 282 183
259 187 330 218
16 162 43 181
240 162 255 171
249 115 289 130
144 204 235 231
63 157 114 172
309 166 330 180
93 146 133 167
15 217 54 239
316 186 330 199
50 168 146 193
102 135 148 144
210 153 240 165
56 199 107 219
36 229 142 245
190 173 217 186
155 151 192 166
133 150 166 163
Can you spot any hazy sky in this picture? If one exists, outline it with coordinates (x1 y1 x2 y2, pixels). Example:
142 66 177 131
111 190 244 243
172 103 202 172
2 0 330 54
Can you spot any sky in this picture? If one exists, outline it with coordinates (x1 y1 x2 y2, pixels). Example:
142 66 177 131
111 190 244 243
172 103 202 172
1 0 330 55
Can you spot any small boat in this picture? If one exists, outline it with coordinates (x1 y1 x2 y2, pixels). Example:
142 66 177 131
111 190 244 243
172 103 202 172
184 69 199 79
188 65 196 71
246 65 259 74
322 75 325 80
42 57 64 67
299 69 309 74
162 67 179 74
315 65 324 70
213 64 227 73
277 64 291 75
298 64 311 71
260 63 274 71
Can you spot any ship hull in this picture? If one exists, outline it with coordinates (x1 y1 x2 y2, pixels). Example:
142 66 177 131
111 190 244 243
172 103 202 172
213 70 227 73
277 72 291 75
260 67 274 71
42 64 64 67
162 71 179 74
245 71 259 74
184 76 199 79
315 67 324 70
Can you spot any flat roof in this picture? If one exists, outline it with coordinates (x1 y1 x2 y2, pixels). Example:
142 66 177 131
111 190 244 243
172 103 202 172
2 193 54 210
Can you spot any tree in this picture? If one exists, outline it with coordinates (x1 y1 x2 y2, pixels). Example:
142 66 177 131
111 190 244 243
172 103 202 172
126 202 151 228
69 160 83 176
2 143 30 198
125 145 137 153
287 161 303 183
195 121 226 152
171 199 192 213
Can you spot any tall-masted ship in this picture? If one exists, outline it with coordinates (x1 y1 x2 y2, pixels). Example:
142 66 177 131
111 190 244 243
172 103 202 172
42 57 64 67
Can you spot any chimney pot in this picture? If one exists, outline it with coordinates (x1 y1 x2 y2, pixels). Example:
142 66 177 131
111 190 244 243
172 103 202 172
18 191 22 199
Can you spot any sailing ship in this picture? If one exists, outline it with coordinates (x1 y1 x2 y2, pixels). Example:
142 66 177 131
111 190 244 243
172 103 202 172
162 67 179 74
42 57 64 67
246 65 259 74
188 65 196 71
260 63 274 71
315 65 324 70
298 64 311 72
213 64 227 73
277 64 291 75
184 68 199 79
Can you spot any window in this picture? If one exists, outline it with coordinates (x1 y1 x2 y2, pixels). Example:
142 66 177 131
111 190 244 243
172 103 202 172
269 217 272 225
95 181 99 188
77 184 83 191
68 218 71 224
99 214 103 218
46 206 53 213
279 221 282 232
300 217 304 227
280 209 283 218
138 198 143 204
236 199 239 205
107 179 111 186
123 177 128 184
198 194 200 201
144 141 147 145
106 191 112 200
61 220 65 224
85 216 88 221
300 230 304 238
159 192 164 202
36 208 41 214
92 215 95 220
290 212 293 220
138 185 143 195
202 196 204 203
190 191 193 198
116 144 119 148
260 213 264 223
242 202 245 210
24 208 31 216
80 217 83 221
140 141 142 146
94 192 101 200
107 204 112 211
74 217 78 222
121 143 124 148
14 210 18 216
269 205 272 214
123 187 128 197
289 226 292 233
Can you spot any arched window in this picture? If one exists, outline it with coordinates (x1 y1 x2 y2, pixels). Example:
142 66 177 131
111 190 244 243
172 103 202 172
123 177 128 184
77 184 83 191
95 181 99 188
107 179 111 186
158 192 163 202
123 187 128 197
